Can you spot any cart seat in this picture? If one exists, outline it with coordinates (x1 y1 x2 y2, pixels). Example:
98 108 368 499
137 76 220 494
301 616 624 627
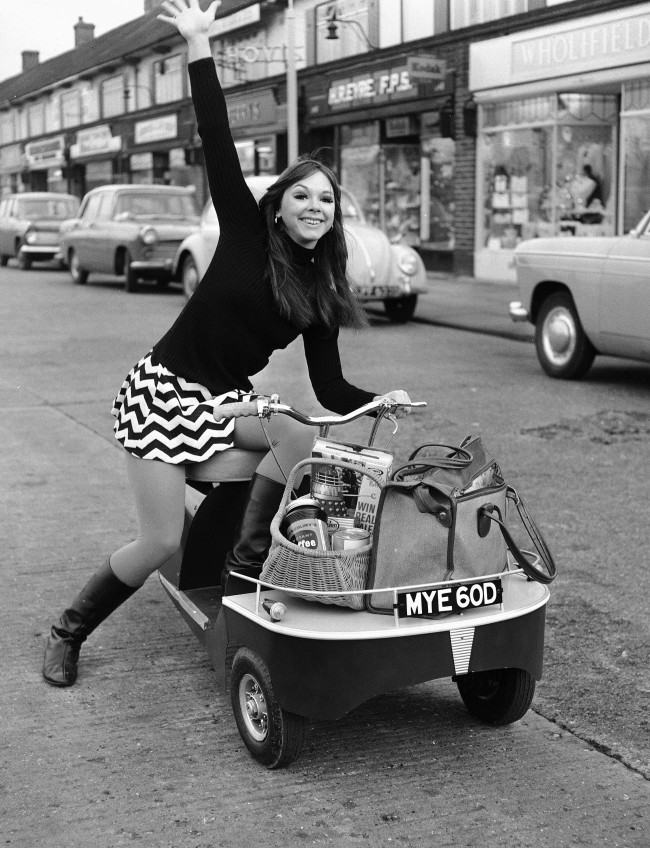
186 448 266 484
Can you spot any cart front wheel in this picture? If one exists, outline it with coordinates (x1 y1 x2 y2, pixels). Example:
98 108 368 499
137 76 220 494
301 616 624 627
456 668 535 726
230 647 306 769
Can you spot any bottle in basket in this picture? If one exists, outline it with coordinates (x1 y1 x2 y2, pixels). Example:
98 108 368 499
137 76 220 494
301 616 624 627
280 497 329 551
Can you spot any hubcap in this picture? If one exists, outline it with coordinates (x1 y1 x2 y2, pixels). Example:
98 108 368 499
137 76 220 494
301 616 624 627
239 673 268 741
183 260 198 296
542 306 576 366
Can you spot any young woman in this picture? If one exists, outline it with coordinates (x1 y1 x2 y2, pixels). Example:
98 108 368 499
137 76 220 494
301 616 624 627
42 0 412 688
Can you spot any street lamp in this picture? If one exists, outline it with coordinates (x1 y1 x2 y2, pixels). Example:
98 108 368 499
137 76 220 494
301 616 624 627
324 9 376 50
285 0 298 163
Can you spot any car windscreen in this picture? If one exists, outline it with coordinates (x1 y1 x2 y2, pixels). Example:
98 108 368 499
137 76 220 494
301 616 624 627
115 193 199 220
340 189 363 222
16 198 79 219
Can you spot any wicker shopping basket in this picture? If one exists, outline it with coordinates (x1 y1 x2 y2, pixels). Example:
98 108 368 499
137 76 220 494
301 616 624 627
260 458 385 609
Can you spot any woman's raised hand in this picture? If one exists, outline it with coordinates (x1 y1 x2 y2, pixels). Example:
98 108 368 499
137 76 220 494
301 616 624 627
158 0 221 40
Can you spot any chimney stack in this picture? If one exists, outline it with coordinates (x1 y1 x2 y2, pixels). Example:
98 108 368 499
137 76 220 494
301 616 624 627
74 17 95 47
21 50 40 71
144 0 164 12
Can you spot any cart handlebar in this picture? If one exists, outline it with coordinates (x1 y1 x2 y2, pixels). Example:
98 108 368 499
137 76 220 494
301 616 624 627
216 396 426 427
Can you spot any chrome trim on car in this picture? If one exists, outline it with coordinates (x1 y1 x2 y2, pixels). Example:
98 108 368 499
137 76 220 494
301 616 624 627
509 300 530 322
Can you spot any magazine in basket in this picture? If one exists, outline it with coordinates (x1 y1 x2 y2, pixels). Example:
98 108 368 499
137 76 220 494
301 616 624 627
311 437 393 534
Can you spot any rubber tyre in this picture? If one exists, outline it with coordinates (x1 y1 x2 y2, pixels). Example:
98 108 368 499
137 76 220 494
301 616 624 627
456 667 535 726
230 647 306 769
535 291 596 379
181 254 199 299
0 254 8 267
123 250 139 293
384 294 417 323
17 251 31 271
69 250 88 285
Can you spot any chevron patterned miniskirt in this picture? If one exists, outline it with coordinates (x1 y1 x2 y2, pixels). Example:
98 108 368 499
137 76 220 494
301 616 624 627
112 351 244 464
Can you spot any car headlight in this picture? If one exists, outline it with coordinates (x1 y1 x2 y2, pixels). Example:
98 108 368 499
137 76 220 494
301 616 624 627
140 226 158 245
25 228 37 244
396 249 418 276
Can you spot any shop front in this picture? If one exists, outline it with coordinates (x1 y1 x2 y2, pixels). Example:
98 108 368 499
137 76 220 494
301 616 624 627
0 143 23 197
305 57 455 266
226 87 284 177
470 2 650 281
23 135 67 194
69 124 123 196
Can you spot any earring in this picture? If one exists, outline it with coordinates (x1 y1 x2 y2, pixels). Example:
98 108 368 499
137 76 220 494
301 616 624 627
274 212 281 223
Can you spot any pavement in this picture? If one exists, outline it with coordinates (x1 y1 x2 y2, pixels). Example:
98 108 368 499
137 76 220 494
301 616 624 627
417 272 534 342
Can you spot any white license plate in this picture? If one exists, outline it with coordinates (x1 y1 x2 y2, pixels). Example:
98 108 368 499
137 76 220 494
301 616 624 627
356 285 401 299
397 579 503 618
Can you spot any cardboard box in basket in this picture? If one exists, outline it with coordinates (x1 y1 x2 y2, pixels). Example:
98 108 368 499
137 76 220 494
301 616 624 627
311 438 393 534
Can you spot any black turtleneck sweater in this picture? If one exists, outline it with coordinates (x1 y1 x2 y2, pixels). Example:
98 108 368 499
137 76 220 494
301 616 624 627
150 58 376 415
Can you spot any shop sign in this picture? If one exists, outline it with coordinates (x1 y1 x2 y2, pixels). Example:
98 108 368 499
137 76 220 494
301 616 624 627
385 116 415 138
209 3 260 36
226 90 276 128
70 125 121 159
130 152 154 171
470 3 650 90
134 114 178 145
24 135 65 169
406 55 446 81
169 148 187 168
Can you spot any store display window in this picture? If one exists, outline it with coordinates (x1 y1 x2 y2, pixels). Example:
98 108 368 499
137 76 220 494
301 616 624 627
479 93 618 249
621 81 650 232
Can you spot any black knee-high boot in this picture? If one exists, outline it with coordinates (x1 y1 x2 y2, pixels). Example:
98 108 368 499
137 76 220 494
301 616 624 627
222 473 285 591
42 560 138 687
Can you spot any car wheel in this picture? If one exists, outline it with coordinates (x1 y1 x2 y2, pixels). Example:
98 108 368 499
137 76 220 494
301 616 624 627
535 291 596 379
181 254 200 299
17 250 31 271
230 647 307 769
456 668 535 726
69 250 88 285
123 250 139 293
0 254 8 267
383 294 417 323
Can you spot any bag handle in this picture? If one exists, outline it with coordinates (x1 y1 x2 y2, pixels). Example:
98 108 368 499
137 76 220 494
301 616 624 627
480 487 557 584
407 442 473 467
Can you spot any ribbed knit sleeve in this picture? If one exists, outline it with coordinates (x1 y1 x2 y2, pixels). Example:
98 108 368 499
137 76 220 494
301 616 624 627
303 327 377 414
188 58 261 239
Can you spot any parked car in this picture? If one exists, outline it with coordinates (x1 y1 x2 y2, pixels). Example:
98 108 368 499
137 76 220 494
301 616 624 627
174 175 429 322
59 184 200 292
0 192 79 270
510 210 650 379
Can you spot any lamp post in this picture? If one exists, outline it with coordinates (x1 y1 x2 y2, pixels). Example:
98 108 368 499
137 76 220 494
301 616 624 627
285 0 298 163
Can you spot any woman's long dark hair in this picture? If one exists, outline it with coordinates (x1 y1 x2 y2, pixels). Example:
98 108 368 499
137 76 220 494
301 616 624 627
258 153 368 331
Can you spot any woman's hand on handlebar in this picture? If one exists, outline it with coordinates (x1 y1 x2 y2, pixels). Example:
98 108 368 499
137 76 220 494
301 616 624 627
373 390 413 418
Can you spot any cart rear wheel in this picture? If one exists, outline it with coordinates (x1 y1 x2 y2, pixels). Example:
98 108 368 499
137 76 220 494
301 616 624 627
456 668 535 726
230 647 306 769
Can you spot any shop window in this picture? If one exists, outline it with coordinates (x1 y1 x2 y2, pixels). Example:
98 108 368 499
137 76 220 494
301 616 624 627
315 0 372 64
480 93 617 249
0 111 15 145
621 82 650 232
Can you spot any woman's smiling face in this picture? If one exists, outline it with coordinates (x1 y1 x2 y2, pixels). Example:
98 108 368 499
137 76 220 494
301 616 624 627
278 170 336 249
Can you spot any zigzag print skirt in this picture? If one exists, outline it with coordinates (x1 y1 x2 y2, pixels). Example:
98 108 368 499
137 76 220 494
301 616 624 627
111 351 241 464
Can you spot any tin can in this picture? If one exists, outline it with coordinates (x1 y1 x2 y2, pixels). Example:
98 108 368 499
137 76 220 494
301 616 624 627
331 527 371 551
281 497 329 551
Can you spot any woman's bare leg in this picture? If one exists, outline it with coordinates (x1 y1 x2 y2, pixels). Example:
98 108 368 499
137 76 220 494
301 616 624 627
109 450 187 587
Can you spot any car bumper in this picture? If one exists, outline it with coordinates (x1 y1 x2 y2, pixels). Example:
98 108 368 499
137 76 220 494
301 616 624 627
129 258 175 276
19 245 59 259
509 300 530 322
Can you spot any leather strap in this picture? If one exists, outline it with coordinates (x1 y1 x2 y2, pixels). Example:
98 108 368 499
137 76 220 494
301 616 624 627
407 443 473 467
479 489 557 584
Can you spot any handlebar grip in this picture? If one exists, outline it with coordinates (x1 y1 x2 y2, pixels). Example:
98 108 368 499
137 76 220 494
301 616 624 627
215 401 260 419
